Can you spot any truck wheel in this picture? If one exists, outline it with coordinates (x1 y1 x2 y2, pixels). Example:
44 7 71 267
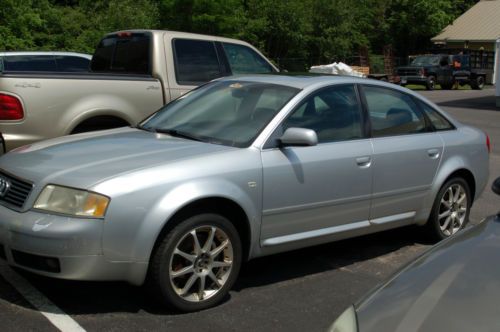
471 76 485 90
425 177 471 242
148 213 242 312
425 76 436 90
71 116 129 134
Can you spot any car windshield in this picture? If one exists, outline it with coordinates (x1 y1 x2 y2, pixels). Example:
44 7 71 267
411 56 440 66
140 81 300 147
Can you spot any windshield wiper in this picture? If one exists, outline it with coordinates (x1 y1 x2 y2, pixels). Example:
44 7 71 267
154 128 205 142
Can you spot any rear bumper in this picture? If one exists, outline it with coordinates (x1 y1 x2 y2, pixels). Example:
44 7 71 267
1 132 42 152
0 133 5 155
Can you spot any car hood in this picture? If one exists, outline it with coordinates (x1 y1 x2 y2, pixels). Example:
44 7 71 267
0 127 235 189
356 216 500 332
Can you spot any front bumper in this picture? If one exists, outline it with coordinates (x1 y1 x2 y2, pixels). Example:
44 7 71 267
0 205 147 285
399 75 427 85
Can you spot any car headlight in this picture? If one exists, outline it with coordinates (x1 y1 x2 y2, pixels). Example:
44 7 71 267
34 185 110 218
328 306 358 332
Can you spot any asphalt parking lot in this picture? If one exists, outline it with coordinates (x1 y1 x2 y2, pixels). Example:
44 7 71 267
0 87 499 332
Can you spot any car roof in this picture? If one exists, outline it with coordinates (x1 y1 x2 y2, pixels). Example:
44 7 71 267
215 74 396 90
0 51 92 59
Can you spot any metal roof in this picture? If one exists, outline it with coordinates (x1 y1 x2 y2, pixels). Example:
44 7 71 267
432 0 500 42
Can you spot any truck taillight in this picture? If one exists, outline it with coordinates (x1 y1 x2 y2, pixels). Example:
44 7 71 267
117 31 132 38
486 134 491 153
0 94 24 120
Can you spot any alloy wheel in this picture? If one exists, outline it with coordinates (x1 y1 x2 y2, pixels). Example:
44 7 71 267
438 184 468 236
169 225 233 302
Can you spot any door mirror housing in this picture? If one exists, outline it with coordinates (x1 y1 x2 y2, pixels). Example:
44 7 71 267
279 127 318 147
492 177 500 196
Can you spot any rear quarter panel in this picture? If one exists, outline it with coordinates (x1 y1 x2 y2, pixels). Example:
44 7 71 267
417 125 489 224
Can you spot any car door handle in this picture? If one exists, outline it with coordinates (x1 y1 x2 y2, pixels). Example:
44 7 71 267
427 149 440 159
356 156 371 168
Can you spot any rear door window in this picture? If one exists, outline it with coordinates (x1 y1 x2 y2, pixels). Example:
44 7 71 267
91 33 151 74
416 100 454 131
222 43 274 74
55 56 90 72
2 55 57 71
362 86 429 137
173 39 223 85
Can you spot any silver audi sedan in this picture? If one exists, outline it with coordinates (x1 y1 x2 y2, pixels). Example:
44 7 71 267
0 75 489 311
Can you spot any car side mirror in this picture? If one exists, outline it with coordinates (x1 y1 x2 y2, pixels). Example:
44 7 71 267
279 128 318 147
492 177 500 196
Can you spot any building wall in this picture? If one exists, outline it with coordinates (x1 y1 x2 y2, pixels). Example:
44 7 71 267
443 41 495 51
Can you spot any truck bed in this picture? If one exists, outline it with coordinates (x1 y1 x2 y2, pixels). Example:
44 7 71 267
0 72 164 151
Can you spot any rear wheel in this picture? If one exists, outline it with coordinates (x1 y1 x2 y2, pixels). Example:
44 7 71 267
471 76 485 90
426 178 471 241
149 213 242 312
71 116 129 134
425 76 436 90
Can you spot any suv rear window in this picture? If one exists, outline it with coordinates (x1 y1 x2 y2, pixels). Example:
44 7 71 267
91 33 151 75
2 55 57 71
55 56 90 72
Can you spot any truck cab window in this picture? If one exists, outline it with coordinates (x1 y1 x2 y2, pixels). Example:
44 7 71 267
222 43 274 74
91 33 151 74
173 39 223 85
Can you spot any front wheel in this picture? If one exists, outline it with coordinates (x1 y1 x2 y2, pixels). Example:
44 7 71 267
426 178 471 241
426 76 436 90
148 213 242 312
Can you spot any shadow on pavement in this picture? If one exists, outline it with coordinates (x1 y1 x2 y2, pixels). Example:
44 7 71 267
436 95 498 111
0 225 432 317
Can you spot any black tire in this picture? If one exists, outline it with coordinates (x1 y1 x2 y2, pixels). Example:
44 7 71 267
471 76 485 90
148 213 242 312
426 177 471 242
425 75 436 90
71 116 129 134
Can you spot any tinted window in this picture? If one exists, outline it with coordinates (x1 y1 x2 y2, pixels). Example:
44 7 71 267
279 85 363 143
91 34 150 74
417 100 454 131
173 39 223 85
141 81 298 148
3 55 57 71
363 86 428 137
222 43 274 74
55 56 90 72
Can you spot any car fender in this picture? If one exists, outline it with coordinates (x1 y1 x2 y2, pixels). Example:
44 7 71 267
102 177 260 264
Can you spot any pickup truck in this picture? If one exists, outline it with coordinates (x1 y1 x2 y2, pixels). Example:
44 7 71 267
0 30 278 152
396 53 487 90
